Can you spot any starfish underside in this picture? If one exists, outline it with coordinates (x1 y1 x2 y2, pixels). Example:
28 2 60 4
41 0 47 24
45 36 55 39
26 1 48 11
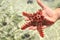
21 9 54 37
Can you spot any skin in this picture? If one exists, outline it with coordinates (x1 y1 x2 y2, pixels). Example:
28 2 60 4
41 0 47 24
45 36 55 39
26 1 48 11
37 0 59 22
55 8 60 19
28 0 60 30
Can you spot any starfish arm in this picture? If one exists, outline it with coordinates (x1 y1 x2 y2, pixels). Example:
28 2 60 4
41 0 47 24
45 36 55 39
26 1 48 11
46 20 54 25
44 19 54 26
21 22 31 30
22 12 33 21
37 26 44 37
22 12 32 18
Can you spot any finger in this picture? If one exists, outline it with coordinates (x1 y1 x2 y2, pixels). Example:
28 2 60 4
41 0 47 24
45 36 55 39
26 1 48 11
37 0 44 8
41 25 47 29
28 26 37 30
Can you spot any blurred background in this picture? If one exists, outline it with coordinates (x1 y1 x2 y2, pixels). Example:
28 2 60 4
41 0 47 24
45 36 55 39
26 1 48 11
0 0 60 40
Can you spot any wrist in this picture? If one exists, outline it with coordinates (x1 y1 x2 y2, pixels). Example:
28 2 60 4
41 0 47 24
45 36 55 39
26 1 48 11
57 13 60 19
55 8 60 19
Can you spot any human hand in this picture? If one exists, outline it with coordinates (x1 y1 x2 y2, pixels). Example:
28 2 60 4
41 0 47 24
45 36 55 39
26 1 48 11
36 0 59 28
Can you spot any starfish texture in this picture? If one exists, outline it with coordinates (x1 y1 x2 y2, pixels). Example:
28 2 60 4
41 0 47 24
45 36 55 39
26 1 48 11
21 9 54 37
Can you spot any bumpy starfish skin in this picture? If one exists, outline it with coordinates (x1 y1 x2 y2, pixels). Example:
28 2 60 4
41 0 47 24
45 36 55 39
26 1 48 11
21 9 54 37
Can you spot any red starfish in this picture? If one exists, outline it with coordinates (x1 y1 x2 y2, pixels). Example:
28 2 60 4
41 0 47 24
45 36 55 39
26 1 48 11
21 9 54 37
